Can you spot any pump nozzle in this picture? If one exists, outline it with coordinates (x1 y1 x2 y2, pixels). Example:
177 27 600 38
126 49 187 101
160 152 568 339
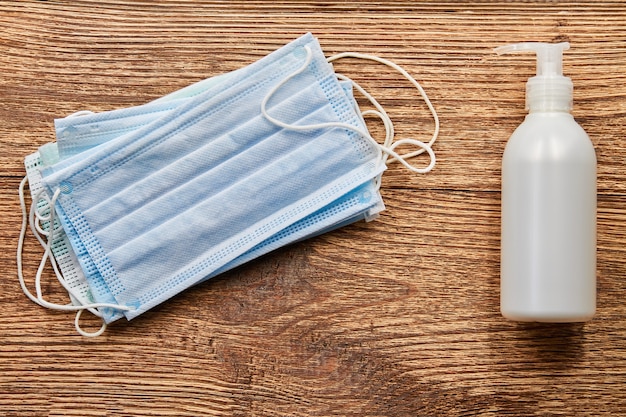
495 42 569 77
495 42 573 112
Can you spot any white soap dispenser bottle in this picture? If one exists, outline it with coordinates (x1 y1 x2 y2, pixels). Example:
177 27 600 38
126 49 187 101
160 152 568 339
495 42 597 322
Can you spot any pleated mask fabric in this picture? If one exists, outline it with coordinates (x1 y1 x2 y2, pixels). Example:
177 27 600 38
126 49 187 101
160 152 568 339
54 72 234 160
48 79 384 311
36 74 382 323
26 72 244 323
40 33 386 321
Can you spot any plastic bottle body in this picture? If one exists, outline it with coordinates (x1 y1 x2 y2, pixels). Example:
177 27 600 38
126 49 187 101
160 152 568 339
501 112 596 322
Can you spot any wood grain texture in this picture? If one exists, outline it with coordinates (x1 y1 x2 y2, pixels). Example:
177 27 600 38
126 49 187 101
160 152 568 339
1 1 625 416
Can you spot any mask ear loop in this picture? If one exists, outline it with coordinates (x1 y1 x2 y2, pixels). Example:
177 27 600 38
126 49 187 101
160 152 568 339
335 73 395 151
27 187 101 318
335 77 437 176
261 46 436 174
335 73 394 189
17 176 132 336
327 51 440 164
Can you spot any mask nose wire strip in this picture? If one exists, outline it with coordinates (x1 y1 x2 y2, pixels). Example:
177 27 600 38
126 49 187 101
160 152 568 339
261 46 436 174
327 51 439 163
17 176 132 336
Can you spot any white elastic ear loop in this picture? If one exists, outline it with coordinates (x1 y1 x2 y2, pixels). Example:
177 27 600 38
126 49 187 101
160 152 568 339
335 73 395 150
18 177 69 309
261 46 435 174
32 194 53 238
18 177 131 336
335 73 429 176
345 91 393 188
74 309 107 338
28 187 100 319
327 51 439 162
362 109 393 148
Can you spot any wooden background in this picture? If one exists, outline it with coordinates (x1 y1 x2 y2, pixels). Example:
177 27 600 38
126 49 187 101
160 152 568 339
1 1 625 416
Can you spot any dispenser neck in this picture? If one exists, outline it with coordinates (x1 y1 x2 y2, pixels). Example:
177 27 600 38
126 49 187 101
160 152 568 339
526 75 573 113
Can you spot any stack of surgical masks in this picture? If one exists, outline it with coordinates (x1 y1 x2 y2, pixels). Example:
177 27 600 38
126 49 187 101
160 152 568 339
17 33 438 336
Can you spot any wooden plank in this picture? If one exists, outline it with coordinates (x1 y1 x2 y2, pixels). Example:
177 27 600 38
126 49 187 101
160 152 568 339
1 1 625 416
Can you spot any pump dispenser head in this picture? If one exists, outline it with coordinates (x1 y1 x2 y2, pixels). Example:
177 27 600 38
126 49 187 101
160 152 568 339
495 42 573 112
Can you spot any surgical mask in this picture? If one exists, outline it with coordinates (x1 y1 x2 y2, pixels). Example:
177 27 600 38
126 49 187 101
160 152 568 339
18 33 439 336
39 33 387 321
22 85 386 331
24 78 384 326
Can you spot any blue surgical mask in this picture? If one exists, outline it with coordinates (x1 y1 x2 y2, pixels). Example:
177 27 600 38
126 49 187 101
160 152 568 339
25 73 383 325
51 78 384 284
40 33 386 323
19 33 439 336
